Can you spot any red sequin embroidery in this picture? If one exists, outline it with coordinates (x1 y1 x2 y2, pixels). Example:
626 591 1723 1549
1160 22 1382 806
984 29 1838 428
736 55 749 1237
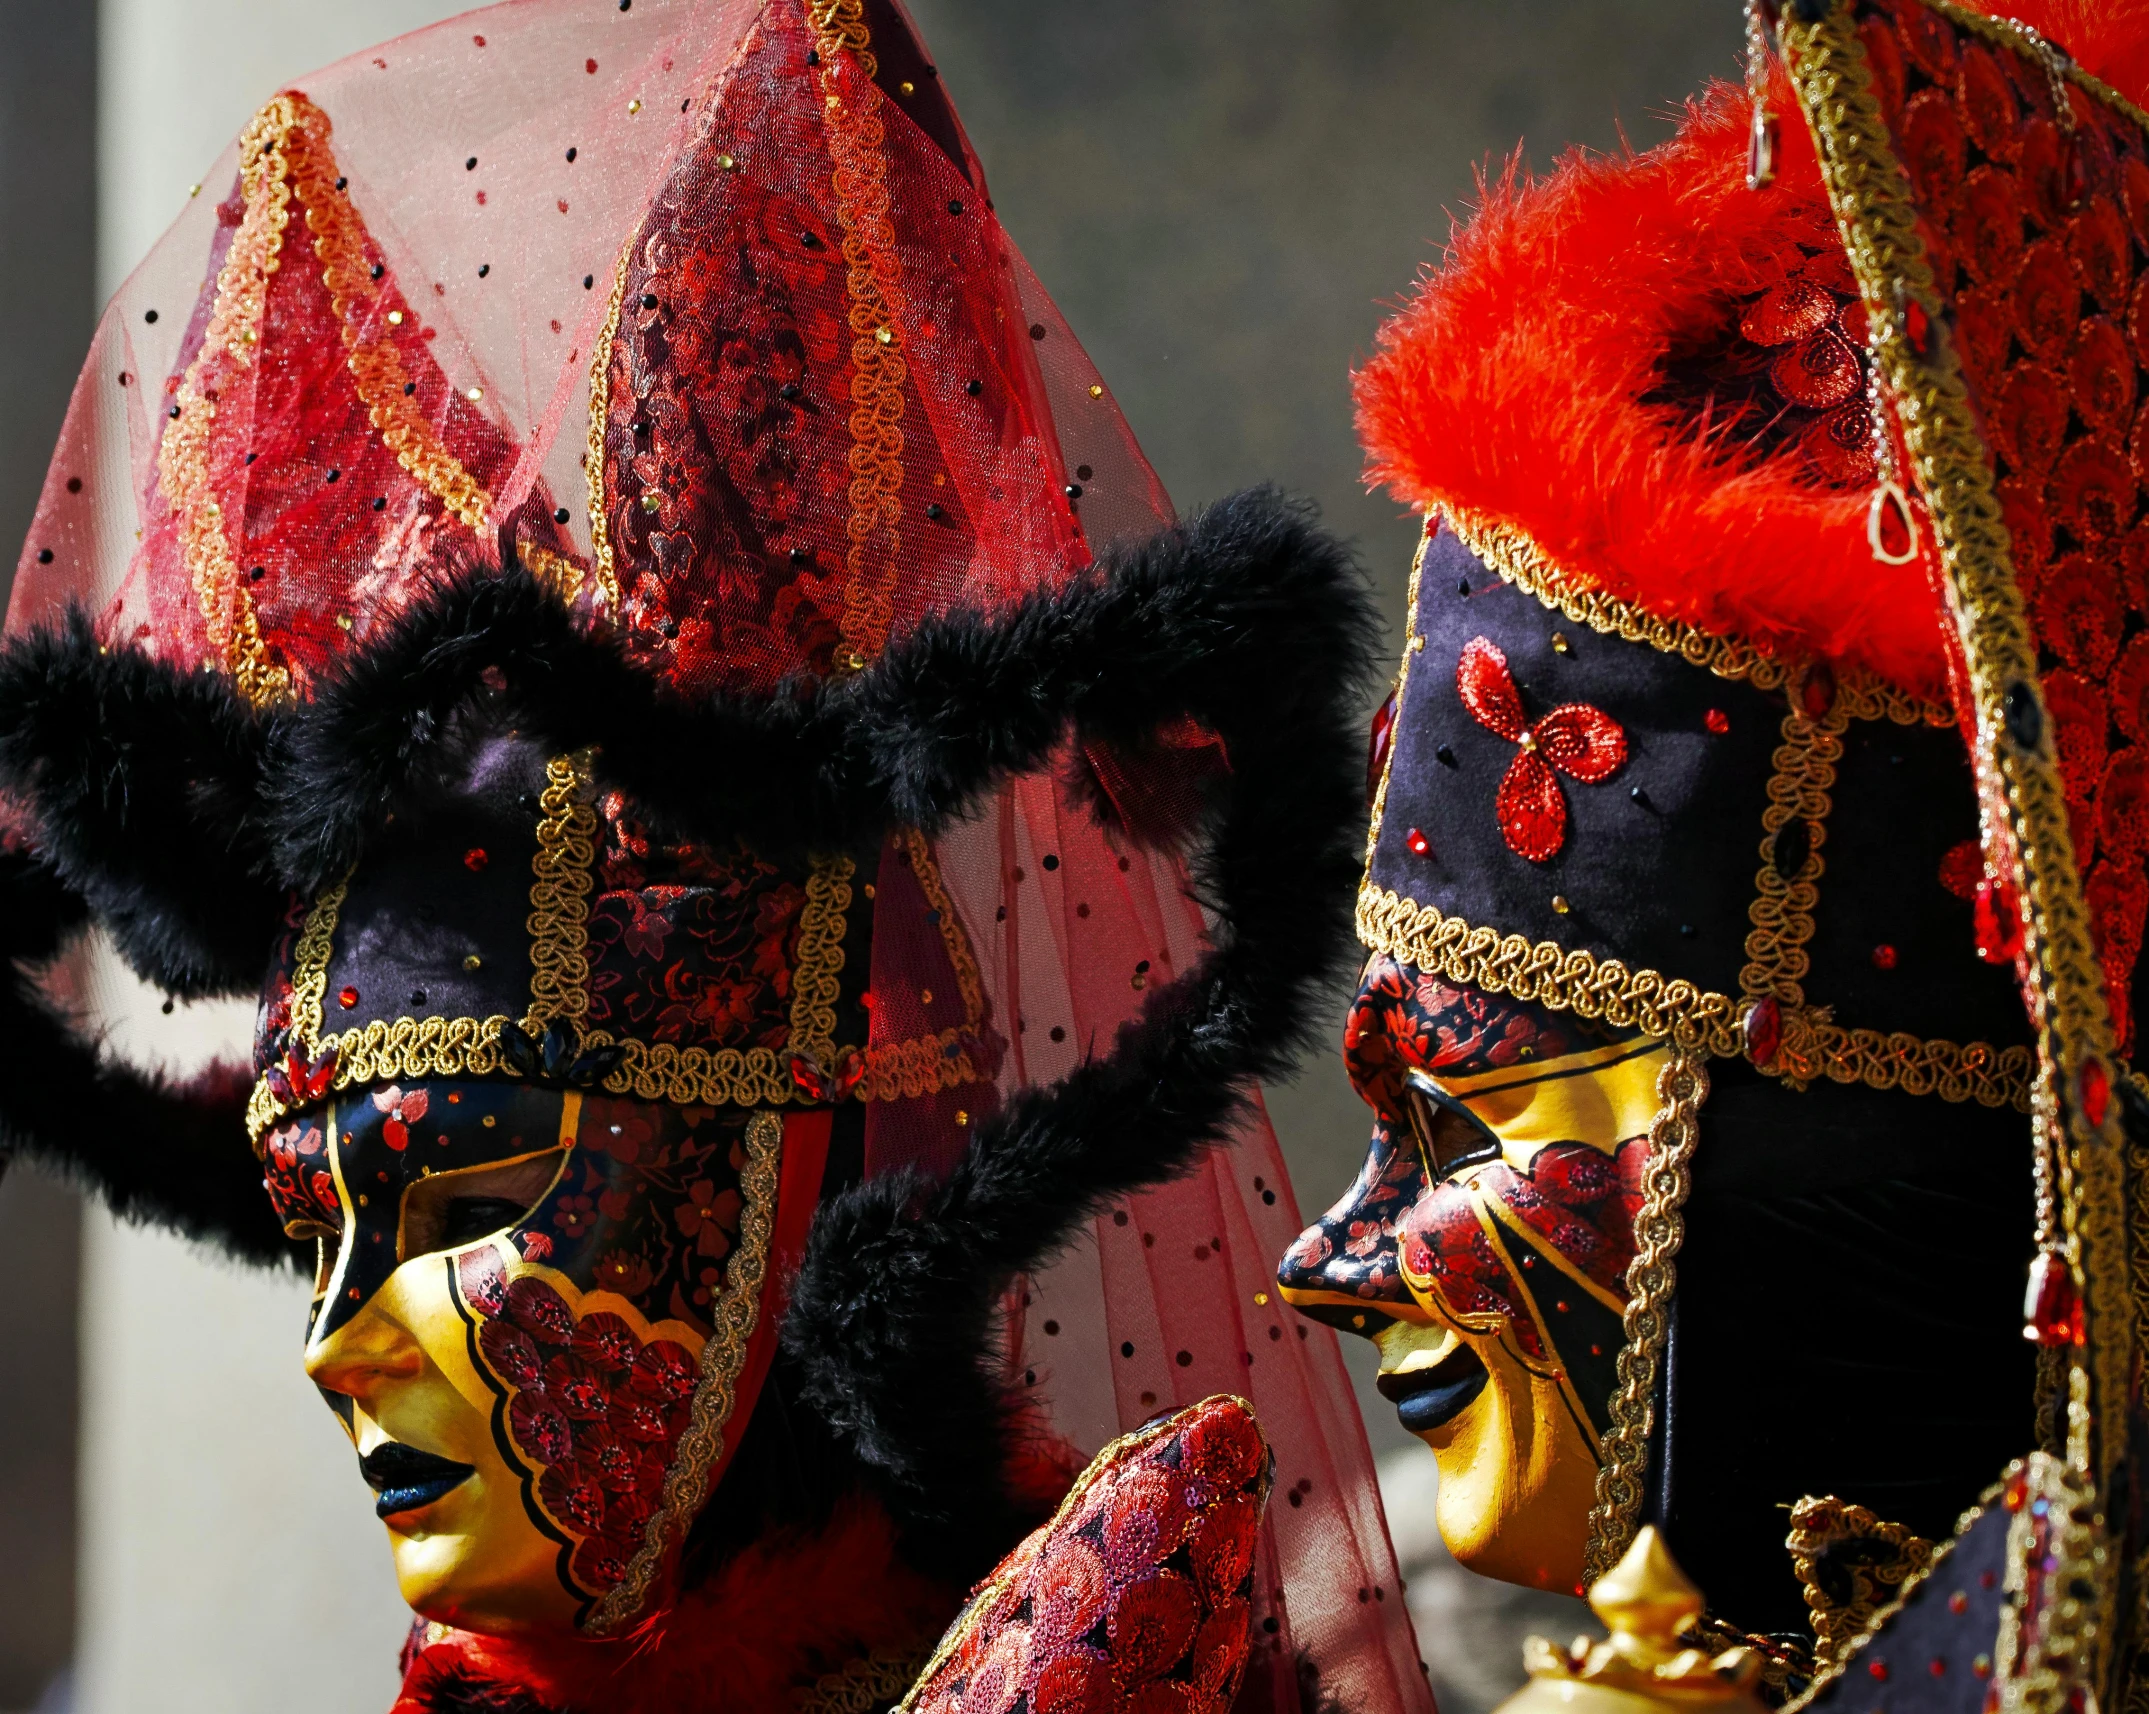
1456 636 1628 862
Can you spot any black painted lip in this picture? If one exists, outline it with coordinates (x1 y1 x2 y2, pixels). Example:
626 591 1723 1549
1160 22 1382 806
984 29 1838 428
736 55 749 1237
359 1440 476 1521
1377 1342 1490 1434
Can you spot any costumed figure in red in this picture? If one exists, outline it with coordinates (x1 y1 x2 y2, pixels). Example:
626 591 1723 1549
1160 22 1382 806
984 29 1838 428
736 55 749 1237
0 6 1431 1714
1280 2 2149 1711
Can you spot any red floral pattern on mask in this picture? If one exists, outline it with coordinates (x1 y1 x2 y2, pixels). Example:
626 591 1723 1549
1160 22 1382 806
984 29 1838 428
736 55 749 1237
1456 636 1628 862
261 1117 338 1235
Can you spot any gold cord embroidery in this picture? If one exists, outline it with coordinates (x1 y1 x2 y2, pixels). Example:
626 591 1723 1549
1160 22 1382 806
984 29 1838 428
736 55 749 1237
795 1645 936 1714
583 235 635 614
809 0 910 673
1678 1615 1814 1707
1582 1049 1708 1583
159 99 300 707
1787 1496 1934 1671
1779 3 2128 1694
526 754 598 1029
583 1107 782 1635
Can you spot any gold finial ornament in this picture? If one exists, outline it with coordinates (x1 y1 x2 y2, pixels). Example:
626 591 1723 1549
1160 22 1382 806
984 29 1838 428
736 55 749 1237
1495 1528 1770 1714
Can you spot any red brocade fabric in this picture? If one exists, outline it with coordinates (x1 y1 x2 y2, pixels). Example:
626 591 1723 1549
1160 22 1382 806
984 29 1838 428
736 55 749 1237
1855 0 2149 1048
907 1398 1272 1714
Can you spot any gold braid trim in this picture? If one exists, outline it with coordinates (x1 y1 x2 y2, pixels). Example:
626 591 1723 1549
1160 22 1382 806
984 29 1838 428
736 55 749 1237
526 755 597 1028
809 0 910 673
796 1645 936 1714
1787 1496 1933 1672
159 98 300 708
1677 1615 1814 1708
1357 885 1748 1058
582 231 635 614
582 1108 782 1635
1447 509 1949 726
1582 1049 1708 1583
1362 522 1434 863
1780 2 2126 1697
278 93 490 533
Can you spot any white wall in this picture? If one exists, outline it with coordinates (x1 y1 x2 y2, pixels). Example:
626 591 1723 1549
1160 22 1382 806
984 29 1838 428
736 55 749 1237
82 9 469 1708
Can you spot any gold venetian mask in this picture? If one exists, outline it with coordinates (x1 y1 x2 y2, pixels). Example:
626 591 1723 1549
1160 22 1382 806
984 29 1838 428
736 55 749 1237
1278 955 1666 1593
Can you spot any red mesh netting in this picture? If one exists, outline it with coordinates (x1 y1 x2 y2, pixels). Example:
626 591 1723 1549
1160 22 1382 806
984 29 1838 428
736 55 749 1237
4 2 1428 1710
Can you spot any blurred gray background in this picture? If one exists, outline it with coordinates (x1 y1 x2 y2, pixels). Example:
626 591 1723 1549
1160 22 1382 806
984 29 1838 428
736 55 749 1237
0 3 1741 1710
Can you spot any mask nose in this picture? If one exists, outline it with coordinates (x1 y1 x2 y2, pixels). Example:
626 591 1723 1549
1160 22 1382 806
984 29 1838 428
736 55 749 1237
1274 1117 1427 1339
306 1292 425 1406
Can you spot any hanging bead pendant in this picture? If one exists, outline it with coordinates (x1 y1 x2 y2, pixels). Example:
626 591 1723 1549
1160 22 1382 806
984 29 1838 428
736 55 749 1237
2022 1251 2083 1345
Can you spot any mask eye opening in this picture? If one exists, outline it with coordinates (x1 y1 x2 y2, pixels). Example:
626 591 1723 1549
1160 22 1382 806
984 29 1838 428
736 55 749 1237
1402 1069 1504 1181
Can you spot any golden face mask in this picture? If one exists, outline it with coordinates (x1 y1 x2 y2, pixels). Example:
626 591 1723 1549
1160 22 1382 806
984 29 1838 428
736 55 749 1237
265 1079 794 1634
1277 956 1666 1594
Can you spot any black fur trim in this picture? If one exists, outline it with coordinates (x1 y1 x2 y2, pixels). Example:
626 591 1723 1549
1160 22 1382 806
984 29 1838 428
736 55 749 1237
0 607 281 994
0 851 300 1267
778 489 1375 1583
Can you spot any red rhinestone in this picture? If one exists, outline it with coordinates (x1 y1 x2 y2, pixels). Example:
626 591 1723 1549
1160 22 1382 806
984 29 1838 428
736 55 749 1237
2004 1469 2029 1511
464 847 489 872
1871 944 1898 971
1869 1661 1890 1682
338 985 359 1009
1704 708 1730 735
1931 1659 1948 1678
1974 877 2023 964
1366 690 1397 806
1949 1592 1969 1614
1904 297 1932 357
2023 1251 2083 1346
2081 1058 2111 1127
1405 827 1432 859
1744 997 1783 1067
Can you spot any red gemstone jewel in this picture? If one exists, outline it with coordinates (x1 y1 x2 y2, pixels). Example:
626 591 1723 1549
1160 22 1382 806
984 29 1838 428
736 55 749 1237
1704 708 1731 735
1904 296 1932 357
1744 997 1783 1067
338 985 359 1009
2023 1250 2083 1346
1871 944 1898 971
1405 827 1432 859
1974 877 2024 964
1800 662 1837 719
1366 690 1397 806
1931 1659 1948 1678
2081 1056 2111 1127
464 847 489 872
2004 1468 2029 1511
1869 1661 1890 1682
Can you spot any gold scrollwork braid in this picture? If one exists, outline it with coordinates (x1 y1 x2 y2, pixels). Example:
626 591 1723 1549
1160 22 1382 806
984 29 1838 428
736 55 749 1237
1363 520 1435 865
582 233 634 615
526 754 598 1028
809 0 910 673
1356 883 2032 1109
159 97 300 708
277 93 490 533
583 1108 782 1635
1358 884 1749 1058
1677 1614 1814 1707
1446 509 1951 727
1582 1049 1708 1584
1787 1496 1933 1670
795 1645 936 1714
1779 0 2124 1692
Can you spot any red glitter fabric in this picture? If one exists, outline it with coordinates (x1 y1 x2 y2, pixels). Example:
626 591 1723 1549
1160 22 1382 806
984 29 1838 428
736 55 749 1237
4 3 1428 1707
1456 636 1627 862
